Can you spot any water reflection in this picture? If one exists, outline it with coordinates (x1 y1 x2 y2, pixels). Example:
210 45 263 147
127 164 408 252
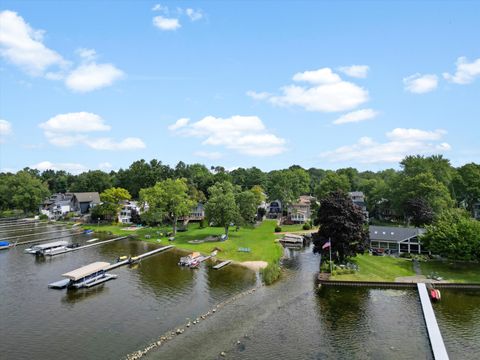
62 284 110 305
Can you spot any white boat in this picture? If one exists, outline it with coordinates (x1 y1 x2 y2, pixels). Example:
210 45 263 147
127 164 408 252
25 241 69 256
178 251 201 266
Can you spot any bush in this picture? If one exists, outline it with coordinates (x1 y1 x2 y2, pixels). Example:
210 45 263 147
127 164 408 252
199 218 207 228
274 226 282 233
39 214 48 220
260 263 281 285
302 223 311 230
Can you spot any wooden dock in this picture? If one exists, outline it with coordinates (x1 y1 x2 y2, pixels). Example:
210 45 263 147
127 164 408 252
45 236 129 256
417 283 449 360
106 245 174 270
213 260 232 270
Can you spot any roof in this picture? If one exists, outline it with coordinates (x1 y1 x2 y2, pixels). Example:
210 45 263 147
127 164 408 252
369 226 425 243
72 192 100 204
349 191 365 197
32 241 68 250
62 261 110 280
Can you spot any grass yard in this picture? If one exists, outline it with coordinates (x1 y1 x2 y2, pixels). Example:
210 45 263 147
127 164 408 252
85 220 284 264
419 261 480 283
331 254 415 282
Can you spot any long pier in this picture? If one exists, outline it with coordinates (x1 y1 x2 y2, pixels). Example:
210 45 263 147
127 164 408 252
46 236 129 256
417 283 449 360
106 245 174 270
13 232 84 246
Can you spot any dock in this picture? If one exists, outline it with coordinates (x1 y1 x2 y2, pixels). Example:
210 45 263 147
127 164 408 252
106 245 174 270
279 233 304 245
1 228 78 241
45 236 129 256
417 283 449 360
213 260 232 270
14 232 84 247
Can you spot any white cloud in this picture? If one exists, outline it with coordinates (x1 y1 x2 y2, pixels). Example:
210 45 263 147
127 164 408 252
186 8 203 21
338 65 369 78
292 68 341 84
76 48 96 61
403 73 438 94
170 115 287 157
333 109 378 125
246 90 271 100
39 112 145 151
153 16 181 31
443 56 480 84
40 112 111 133
65 62 124 92
31 161 87 174
193 151 223 160
252 67 369 112
168 117 189 131
85 137 146 151
0 10 67 76
98 162 113 170
320 128 450 164
152 4 167 12
0 119 12 142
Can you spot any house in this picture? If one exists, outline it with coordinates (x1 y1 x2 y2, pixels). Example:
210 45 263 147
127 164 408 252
179 203 205 222
40 193 74 219
70 192 100 214
369 225 426 254
473 202 480 220
266 200 282 219
118 201 141 224
287 195 315 223
349 191 369 222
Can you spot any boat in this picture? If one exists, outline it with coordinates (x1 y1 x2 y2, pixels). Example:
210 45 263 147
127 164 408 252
0 240 13 250
426 283 441 301
178 251 201 266
25 241 69 256
59 262 117 289
84 229 94 234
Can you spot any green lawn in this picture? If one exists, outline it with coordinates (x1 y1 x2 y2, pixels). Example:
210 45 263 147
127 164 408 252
278 223 316 232
419 261 480 283
85 220 284 264
331 254 415 281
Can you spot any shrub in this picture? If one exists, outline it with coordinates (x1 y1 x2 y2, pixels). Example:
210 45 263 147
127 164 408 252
39 214 48 220
261 263 281 285
199 218 207 228
302 223 311 230
274 226 282 233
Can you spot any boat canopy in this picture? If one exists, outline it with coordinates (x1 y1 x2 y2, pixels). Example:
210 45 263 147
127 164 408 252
62 261 110 281
32 241 68 250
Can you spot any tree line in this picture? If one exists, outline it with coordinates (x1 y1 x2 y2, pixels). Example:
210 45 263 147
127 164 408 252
1 155 479 223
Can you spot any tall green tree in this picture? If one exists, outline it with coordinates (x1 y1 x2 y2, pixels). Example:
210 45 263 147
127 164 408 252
140 178 195 235
205 181 240 237
70 170 113 193
315 172 350 199
267 167 310 205
9 171 50 214
236 190 258 224
453 163 480 212
421 208 480 261
312 191 369 263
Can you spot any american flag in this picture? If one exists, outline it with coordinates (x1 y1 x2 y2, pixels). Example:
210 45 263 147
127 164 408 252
322 241 331 250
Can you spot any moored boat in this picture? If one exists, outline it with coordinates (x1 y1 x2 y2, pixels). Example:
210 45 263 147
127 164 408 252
178 251 201 266
59 261 116 289
25 241 69 256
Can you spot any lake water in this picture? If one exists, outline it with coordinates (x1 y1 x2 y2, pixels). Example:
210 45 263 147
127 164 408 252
1 222 479 360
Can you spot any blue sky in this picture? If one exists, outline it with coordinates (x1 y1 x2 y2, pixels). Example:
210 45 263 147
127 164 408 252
1 1 479 174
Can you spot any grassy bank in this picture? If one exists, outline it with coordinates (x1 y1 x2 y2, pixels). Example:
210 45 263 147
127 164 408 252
419 261 480 283
330 254 415 282
84 220 284 264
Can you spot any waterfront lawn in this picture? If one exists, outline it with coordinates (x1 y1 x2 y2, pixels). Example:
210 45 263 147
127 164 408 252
331 254 415 282
419 261 480 283
87 220 284 264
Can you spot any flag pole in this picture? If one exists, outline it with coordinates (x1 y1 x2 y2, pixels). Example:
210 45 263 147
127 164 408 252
329 237 332 274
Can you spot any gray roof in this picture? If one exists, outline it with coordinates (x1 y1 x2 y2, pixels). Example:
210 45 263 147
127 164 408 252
369 226 425 242
72 192 100 204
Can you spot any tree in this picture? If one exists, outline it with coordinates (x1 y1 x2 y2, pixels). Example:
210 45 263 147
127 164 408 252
90 203 118 222
453 163 480 212
205 181 240 237
315 172 350 199
70 170 113 193
236 190 258 224
421 209 480 261
100 187 131 205
312 191 369 263
400 154 454 187
267 168 310 205
9 171 50 214
405 197 434 227
140 178 195 235
250 185 266 206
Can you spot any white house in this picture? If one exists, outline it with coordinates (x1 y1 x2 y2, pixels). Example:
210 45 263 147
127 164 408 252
287 196 315 224
118 201 141 224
